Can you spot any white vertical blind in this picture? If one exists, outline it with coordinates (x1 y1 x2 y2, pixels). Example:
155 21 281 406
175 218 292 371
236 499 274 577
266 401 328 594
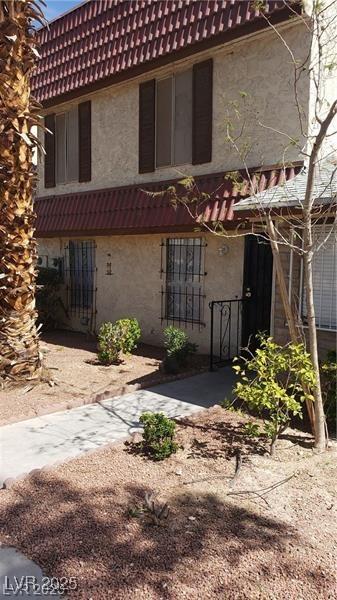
302 224 337 330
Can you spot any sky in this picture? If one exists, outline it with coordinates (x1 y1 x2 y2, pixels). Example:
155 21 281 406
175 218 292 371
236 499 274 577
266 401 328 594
43 0 82 22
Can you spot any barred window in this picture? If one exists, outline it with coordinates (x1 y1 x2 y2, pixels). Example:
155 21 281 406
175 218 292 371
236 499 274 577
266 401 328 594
302 225 337 331
161 238 205 325
65 240 96 317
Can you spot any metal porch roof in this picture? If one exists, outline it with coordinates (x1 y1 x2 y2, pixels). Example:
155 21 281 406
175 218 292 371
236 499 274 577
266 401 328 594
35 164 302 237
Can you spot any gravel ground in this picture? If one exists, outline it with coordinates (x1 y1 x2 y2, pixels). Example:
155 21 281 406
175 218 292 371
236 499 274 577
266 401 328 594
0 407 336 599
0 330 208 426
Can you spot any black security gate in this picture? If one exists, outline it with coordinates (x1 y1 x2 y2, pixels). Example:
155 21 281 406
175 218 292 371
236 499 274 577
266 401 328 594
209 298 246 370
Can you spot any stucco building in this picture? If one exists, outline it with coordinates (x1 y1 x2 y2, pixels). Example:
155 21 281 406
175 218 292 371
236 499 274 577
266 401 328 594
33 0 336 360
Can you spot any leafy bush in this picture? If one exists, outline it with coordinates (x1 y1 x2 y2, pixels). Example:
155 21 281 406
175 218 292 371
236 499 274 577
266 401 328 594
98 322 120 364
113 318 141 354
139 412 178 460
163 326 197 374
97 318 141 365
233 335 316 454
321 350 337 433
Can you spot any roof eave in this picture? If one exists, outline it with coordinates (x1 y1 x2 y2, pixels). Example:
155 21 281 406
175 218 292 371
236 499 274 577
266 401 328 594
39 4 301 109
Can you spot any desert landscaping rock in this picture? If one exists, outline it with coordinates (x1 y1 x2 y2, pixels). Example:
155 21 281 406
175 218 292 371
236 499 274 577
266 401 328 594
0 368 234 487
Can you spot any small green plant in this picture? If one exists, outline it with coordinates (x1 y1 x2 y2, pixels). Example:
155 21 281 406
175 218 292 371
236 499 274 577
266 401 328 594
163 326 197 373
140 412 178 460
97 318 141 364
97 321 120 364
321 350 337 434
243 422 261 437
233 335 316 455
113 318 141 354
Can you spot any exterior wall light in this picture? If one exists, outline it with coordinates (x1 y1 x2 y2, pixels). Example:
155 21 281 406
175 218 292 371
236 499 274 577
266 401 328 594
218 244 229 256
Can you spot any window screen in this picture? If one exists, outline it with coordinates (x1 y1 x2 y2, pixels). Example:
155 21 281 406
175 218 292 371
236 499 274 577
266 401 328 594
66 107 79 182
302 225 337 330
155 70 192 168
156 77 173 167
174 70 192 165
55 113 66 184
55 108 79 184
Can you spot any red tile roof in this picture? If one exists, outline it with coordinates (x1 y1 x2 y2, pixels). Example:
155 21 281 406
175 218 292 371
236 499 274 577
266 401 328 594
32 0 298 106
35 164 302 236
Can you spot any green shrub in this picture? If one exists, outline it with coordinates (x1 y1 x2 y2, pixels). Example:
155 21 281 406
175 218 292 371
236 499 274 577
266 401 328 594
97 318 141 365
321 350 337 433
139 412 178 460
163 326 197 373
113 318 141 354
233 335 316 454
97 322 120 364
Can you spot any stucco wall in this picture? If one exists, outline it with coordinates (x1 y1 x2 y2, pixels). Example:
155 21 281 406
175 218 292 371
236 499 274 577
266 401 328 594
36 21 311 198
38 233 244 355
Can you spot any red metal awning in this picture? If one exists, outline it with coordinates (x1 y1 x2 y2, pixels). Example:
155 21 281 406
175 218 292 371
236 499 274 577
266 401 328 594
35 164 302 237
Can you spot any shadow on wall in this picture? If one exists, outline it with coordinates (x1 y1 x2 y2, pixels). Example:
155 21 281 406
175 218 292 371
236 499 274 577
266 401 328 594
0 472 333 598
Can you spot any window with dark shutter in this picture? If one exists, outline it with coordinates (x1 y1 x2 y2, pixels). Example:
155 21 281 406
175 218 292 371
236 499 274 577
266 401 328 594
44 113 56 188
78 101 91 182
139 79 155 173
192 59 213 165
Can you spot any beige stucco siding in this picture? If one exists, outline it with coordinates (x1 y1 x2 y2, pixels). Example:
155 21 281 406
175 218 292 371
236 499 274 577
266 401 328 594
38 233 244 354
37 21 311 198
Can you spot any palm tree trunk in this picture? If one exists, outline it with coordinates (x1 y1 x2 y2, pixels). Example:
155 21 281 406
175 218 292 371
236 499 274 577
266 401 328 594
0 1 43 384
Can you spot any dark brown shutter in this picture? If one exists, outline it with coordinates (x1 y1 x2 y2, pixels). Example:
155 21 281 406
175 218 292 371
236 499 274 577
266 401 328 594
44 114 55 188
192 59 213 165
139 79 155 173
78 100 91 182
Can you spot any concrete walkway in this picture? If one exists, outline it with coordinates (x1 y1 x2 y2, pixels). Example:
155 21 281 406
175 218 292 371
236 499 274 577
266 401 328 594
0 367 235 488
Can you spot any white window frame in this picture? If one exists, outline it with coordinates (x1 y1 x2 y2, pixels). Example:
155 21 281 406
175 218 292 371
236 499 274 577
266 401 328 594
155 69 192 169
300 223 337 332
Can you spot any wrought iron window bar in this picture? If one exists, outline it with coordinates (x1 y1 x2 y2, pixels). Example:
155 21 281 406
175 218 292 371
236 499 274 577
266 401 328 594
64 240 97 326
161 237 207 328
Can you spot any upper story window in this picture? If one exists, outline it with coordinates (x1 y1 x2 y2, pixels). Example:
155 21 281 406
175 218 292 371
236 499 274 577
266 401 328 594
139 59 213 174
156 70 192 168
55 109 79 184
302 224 337 331
44 101 91 188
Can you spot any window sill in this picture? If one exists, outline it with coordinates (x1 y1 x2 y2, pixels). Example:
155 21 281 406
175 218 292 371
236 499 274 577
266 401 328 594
164 316 206 327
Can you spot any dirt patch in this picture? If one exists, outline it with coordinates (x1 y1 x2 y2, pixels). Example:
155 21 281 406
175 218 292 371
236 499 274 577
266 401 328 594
0 330 208 426
0 406 336 599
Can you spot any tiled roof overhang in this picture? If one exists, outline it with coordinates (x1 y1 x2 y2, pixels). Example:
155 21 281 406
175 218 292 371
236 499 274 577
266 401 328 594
35 164 303 237
32 0 300 107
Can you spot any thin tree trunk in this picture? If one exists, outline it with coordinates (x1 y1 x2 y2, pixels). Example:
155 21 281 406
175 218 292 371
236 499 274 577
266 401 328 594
0 1 42 384
303 224 326 451
266 216 316 433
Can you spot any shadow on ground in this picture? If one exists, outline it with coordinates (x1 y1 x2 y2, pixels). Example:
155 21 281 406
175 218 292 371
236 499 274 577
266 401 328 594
0 471 326 599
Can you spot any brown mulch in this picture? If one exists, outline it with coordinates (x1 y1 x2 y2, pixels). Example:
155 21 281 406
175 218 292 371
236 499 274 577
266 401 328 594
0 406 336 599
0 330 208 426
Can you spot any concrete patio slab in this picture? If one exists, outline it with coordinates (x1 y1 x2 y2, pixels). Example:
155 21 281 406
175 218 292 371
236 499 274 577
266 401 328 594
0 367 234 488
